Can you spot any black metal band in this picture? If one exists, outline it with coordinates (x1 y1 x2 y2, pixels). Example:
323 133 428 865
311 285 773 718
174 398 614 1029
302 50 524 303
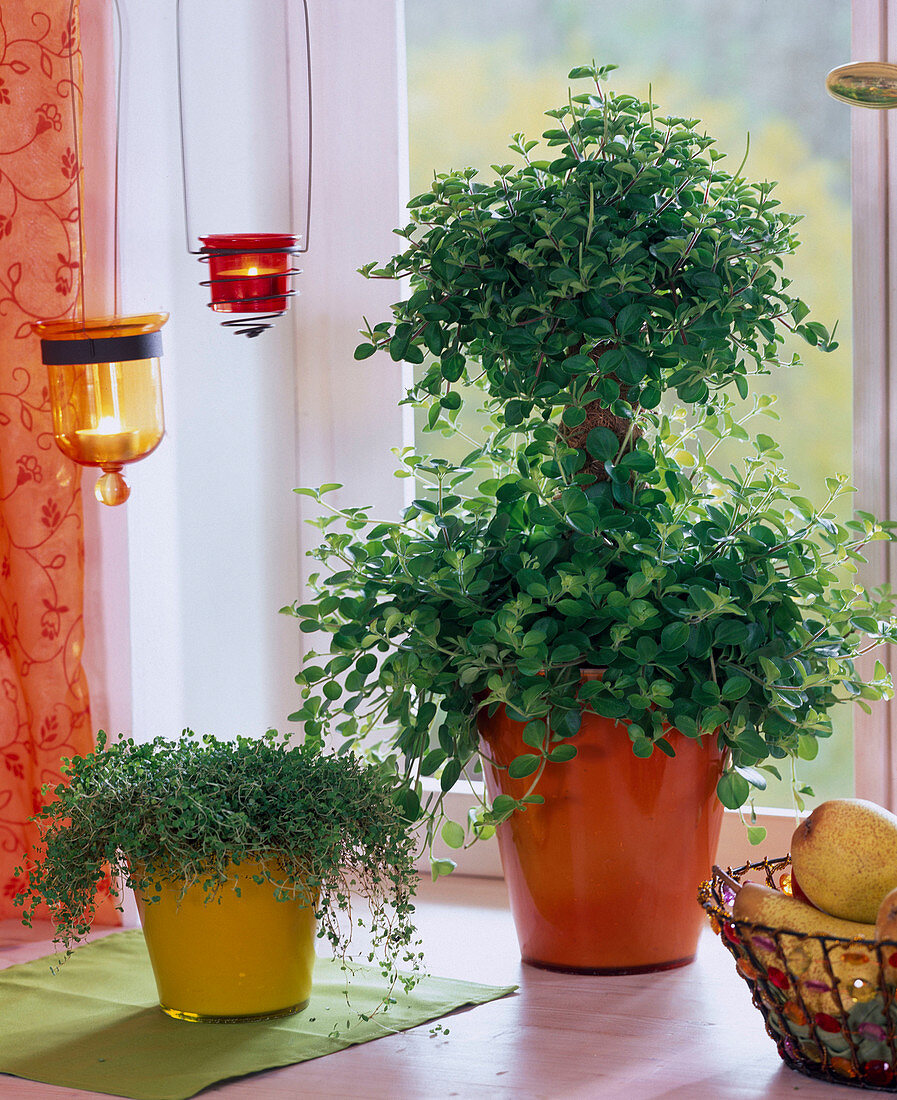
40 330 163 366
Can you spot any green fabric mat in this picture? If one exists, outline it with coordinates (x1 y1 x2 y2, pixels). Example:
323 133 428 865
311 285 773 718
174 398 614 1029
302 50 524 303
0 930 516 1100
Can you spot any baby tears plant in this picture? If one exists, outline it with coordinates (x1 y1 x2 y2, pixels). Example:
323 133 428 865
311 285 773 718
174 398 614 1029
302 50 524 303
285 63 897 867
16 731 422 1004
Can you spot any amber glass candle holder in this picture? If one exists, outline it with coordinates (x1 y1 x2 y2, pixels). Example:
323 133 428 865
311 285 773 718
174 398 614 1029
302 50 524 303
199 234 299 315
33 313 168 506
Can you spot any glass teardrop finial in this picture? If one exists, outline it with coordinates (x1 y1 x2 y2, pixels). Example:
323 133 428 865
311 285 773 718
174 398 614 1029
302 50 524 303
95 466 131 506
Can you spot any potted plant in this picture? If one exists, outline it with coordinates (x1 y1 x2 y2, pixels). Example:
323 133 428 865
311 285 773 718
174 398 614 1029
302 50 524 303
15 731 421 1022
285 63 897 973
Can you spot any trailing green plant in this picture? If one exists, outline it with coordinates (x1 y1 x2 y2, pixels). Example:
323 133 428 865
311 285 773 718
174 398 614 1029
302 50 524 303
16 731 422 1006
284 63 897 868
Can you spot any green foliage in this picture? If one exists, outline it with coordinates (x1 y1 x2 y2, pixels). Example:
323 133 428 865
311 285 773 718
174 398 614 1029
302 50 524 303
286 63 897 860
360 62 835 429
15 732 422 1006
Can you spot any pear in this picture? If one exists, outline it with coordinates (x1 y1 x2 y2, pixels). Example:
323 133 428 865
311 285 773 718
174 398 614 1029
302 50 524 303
733 882 878 1017
877 885 897 941
791 799 897 923
789 870 811 905
876 886 897 989
733 882 876 939
875 883 897 979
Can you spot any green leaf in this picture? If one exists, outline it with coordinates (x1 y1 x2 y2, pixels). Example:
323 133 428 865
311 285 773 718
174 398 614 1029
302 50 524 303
389 327 412 361
717 771 750 809
399 787 422 821
661 622 689 651
440 820 465 849
440 758 462 791
354 343 377 360
715 621 749 647
615 304 644 336
734 765 767 790
747 825 767 846
420 748 447 776
720 676 751 701
441 351 465 382
619 449 656 473
617 347 648 385
508 754 541 779
491 794 517 817
548 744 577 763
586 427 619 461
522 723 546 750
562 406 587 428
431 859 456 881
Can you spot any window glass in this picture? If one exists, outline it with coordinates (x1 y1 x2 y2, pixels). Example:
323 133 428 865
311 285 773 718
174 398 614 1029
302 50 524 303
405 0 852 808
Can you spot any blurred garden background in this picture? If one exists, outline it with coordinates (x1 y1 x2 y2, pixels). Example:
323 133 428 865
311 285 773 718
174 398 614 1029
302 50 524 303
404 0 853 809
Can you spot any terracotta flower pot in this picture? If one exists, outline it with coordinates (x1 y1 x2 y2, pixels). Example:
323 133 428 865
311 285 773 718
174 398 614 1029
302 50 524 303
478 696 725 973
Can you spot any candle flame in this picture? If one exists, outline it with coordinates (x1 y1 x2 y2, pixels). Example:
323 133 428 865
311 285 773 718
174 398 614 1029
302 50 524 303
247 267 259 277
94 416 123 435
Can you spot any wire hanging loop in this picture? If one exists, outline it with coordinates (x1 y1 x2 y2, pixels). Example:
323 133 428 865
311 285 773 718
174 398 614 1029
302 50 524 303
176 0 312 336
66 0 124 327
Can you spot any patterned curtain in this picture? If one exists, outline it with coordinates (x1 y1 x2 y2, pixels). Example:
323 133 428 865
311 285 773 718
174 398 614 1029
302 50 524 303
0 0 107 918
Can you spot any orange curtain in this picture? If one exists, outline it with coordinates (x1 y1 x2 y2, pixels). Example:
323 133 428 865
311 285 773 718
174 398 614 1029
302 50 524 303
0 0 100 917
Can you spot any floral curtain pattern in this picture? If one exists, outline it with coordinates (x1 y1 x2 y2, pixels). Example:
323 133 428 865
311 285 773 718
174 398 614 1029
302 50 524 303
0 0 104 919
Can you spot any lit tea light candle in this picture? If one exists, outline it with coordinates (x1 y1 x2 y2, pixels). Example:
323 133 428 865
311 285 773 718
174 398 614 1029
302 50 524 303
200 234 298 314
73 416 142 465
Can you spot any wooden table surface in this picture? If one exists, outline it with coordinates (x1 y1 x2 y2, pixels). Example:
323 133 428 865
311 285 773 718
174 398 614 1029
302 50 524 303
0 876 871 1099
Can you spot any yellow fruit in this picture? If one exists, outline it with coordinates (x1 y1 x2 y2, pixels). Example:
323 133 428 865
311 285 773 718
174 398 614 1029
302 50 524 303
732 882 878 1016
733 882 876 939
876 885 897 941
791 799 897 923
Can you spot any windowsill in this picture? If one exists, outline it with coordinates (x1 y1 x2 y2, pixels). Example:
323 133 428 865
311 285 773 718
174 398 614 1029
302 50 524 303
0 875 853 1098
419 776 802 877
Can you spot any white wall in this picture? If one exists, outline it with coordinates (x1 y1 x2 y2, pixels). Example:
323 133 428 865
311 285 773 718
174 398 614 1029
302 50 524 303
86 0 408 742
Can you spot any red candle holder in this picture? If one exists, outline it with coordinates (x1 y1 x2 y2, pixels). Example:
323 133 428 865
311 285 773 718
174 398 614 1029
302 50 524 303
199 233 299 314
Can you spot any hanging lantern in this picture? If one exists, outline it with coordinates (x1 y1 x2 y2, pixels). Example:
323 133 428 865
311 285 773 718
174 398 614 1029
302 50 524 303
34 0 168 506
199 233 298 316
33 314 167 506
176 0 312 337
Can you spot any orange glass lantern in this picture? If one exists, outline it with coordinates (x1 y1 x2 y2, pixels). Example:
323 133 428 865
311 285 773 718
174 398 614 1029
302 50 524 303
177 0 311 337
34 314 167 506
34 0 169 507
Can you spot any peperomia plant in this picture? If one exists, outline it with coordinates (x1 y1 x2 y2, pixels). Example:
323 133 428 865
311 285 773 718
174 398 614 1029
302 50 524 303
284 63 897 867
354 62 836 461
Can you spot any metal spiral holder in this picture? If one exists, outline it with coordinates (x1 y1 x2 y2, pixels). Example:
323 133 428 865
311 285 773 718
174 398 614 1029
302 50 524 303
197 243 303 338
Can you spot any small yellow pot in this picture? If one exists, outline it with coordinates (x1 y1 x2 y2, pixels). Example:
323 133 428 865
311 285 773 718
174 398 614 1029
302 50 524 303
134 856 317 1023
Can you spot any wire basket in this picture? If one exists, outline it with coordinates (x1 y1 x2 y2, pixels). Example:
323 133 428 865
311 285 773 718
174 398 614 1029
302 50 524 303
699 858 897 1091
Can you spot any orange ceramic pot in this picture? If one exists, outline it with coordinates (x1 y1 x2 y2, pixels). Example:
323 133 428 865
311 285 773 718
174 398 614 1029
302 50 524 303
479 698 725 974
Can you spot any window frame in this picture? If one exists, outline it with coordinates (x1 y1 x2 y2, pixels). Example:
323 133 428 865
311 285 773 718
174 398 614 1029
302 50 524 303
413 0 897 874
852 0 897 808
88 0 893 874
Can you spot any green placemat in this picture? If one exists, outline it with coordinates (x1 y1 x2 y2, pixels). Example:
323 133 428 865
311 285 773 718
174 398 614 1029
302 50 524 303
0 930 516 1099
